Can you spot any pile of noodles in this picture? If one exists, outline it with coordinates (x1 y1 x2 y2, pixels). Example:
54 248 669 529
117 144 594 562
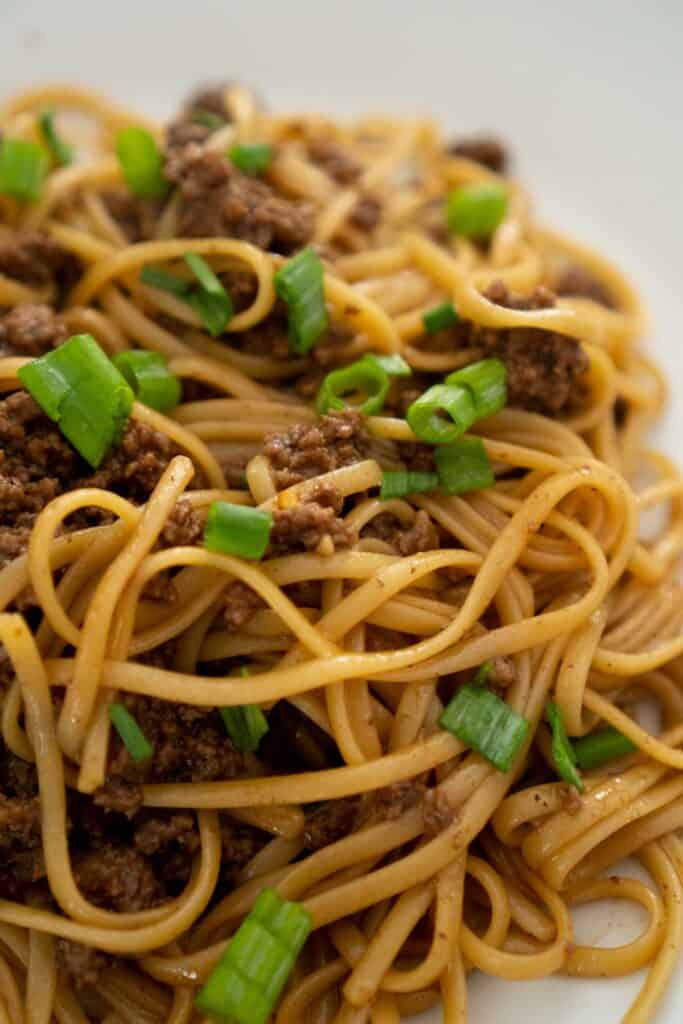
0 83 681 1024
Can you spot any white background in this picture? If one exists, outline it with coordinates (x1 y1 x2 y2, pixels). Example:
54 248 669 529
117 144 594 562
1 1 681 1020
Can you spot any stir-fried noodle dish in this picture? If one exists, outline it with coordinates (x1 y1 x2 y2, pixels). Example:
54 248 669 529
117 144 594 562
0 81 681 1024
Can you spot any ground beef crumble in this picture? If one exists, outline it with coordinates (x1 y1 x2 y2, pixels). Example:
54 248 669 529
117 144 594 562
447 136 508 173
270 481 355 556
363 509 439 555
165 145 312 254
306 138 362 184
264 409 370 490
0 304 68 356
0 231 80 293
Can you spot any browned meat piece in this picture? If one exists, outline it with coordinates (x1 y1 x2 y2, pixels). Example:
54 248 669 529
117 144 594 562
0 304 68 356
264 410 370 490
183 82 234 121
134 811 200 857
222 580 265 628
87 420 178 502
349 196 382 231
94 777 143 817
0 793 44 897
219 819 266 882
362 509 439 555
106 696 244 787
100 191 162 243
166 146 312 254
269 481 356 555
0 231 80 292
235 316 291 360
477 281 589 416
448 136 508 173
304 798 360 851
555 265 615 309
141 571 177 603
56 940 111 989
306 139 362 184
160 499 203 547
73 845 161 912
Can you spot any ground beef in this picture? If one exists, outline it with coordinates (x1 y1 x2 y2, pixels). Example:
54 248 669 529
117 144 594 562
304 798 360 851
306 139 362 184
476 281 589 415
264 410 370 490
269 481 355 556
183 82 234 121
105 695 244 792
235 315 291 360
0 231 80 293
356 780 426 829
56 940 111 989
73 845 161 912
166 146 312 254
160 499 203 547
555 265 615 309
363 510 439 555
0 792 44 898
100 191 162 243
141 571 177 604
134 811 199 857
448 136 508 173
0 304 68 356
222 579 265 628
0 392 182 569
349 196 382 231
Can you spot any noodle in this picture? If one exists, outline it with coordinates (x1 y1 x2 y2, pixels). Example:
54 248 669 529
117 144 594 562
0 80 680 1024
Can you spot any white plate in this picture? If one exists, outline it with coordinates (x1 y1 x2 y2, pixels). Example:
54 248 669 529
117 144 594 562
1 1 682 1020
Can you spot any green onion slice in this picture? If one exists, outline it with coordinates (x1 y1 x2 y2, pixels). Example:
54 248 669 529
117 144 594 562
363 352 412 377
445 358 507 420
0 139 48 202
380 470 439 500
274 248 329 354
18 333 134 468
108 703 153 763
196 888 311 1024
446 183 508 238
316 355 390 417
139 264 191 297
184 252 234 336
406 383 476 444
434 437 494 495
573 727 636 771
116 126 169 199
547 701 584 792
221 705 269 753
423 302 458 334
204 502 273 560
38 110 73 166
113 350 181 413
440 680 530 772
230 143 273 175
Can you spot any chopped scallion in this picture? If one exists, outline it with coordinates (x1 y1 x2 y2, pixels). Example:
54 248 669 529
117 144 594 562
139 264 191 297
316 355 390 417
274 248 329 354
423 302 458 334
108 703 153 763
440 679 530 772
113 350 181 412
406 383 476 444
38 109 73 166
116 126 169 199
363 352 412 377
547 701 584 792
204 502 273 560
230 143 273 175
573 727 636 771
380 470 439 500
0 139 48 202
184 252 233 336
18 334 134 468
434 437 494 495
221 705 269 753
445 358 507 420
196 888 311 1024
446 183 507 238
